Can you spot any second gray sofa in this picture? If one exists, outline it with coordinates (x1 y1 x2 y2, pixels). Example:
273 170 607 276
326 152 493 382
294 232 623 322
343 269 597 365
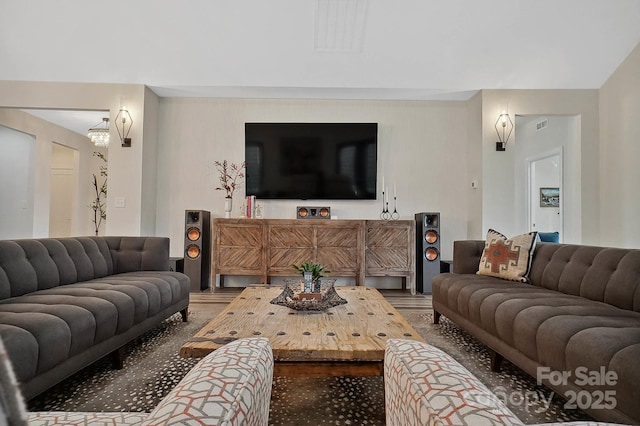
432 240 640 424
0 236 190 400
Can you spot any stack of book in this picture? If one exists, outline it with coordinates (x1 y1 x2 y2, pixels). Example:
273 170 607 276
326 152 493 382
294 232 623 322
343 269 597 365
245 195 256 218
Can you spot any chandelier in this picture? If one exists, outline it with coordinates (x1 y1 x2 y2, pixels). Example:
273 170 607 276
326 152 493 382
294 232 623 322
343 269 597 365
87 118 110 147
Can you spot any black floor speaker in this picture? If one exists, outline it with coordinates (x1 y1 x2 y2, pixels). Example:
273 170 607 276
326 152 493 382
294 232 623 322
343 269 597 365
415 212 440 294
184 210 211 292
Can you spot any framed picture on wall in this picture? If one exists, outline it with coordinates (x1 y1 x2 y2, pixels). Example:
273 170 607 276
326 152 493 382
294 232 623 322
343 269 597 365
540 187 560 207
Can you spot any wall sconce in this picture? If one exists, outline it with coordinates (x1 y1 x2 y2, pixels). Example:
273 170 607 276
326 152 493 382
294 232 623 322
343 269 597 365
87 118 110 147
115 107 133 147
495 112 513 151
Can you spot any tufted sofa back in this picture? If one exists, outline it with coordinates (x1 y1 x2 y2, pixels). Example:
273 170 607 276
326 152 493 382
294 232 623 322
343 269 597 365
0 236 170 300
528 243 640 312
453 240 640 313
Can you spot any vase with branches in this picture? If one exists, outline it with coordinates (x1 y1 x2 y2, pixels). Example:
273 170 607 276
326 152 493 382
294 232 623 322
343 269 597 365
215 160 246 218
90 152 107 235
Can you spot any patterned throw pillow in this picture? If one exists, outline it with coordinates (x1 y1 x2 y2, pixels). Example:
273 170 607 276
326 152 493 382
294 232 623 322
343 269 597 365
477 229 538 282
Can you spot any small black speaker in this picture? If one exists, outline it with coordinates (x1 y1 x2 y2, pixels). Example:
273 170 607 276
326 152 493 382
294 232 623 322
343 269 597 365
415 212 440 294
296 206 331 219
184 210 211 292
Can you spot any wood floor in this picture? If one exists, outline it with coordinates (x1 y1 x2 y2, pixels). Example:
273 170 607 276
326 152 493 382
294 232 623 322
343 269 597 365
188 286 433 315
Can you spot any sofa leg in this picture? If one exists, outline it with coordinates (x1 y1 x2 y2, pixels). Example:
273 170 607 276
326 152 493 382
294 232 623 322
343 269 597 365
180 308 189 322
489 350 503 372
433 310 441 324
111 346 126 370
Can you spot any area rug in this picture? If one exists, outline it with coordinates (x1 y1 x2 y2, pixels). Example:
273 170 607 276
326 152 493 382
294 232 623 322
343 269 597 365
28 310 592 425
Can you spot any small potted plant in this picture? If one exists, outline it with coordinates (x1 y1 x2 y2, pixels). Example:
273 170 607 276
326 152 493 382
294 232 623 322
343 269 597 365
292 262 329 293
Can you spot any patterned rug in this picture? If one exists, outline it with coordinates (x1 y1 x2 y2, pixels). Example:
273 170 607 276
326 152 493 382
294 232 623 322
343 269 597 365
27 309 592 425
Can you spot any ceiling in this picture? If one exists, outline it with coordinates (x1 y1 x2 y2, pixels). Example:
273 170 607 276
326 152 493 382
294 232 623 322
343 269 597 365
4 0 640 135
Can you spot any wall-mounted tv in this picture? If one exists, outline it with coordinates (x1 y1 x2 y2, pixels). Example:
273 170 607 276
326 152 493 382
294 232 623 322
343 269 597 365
245 122 378 200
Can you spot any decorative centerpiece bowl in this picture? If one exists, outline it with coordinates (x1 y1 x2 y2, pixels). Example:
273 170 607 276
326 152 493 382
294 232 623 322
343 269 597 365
270 279 347 311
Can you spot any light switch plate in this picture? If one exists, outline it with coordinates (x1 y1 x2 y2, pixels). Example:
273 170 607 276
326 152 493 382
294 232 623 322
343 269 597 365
115 197 126 208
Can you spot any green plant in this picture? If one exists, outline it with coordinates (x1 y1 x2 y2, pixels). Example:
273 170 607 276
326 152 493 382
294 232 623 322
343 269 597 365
90 151 107 235
292 262 330 282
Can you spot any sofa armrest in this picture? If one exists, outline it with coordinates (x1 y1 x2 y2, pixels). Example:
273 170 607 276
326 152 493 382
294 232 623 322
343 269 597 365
384 339 524 426
452 240 486 274
142 337 274 426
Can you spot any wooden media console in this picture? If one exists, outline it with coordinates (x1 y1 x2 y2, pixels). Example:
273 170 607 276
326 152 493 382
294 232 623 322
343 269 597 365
211 218 416 293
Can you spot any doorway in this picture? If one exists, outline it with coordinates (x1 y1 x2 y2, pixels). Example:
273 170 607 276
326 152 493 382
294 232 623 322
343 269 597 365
49 143 78 237
527 149 562 241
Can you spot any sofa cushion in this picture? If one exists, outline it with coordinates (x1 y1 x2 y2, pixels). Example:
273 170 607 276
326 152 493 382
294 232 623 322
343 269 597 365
528 243 640 312
478 229 537 282
0 271 189 385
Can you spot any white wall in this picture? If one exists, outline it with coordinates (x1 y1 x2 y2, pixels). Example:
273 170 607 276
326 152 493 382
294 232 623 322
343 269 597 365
0 108 101 237
141 87 161 236
514 115 580 243
156 98 472 258
0 81 150 237
600 41 640 248
481 90 599 244
0 125 35 238
49 143 77 237
465 92 483 239
3 70 639 252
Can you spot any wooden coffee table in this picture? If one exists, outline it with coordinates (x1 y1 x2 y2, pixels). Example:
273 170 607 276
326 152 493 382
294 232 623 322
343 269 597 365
180 285 425 377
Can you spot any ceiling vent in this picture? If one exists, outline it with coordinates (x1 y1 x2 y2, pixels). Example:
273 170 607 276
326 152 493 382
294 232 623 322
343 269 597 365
315 0 368 52
536 118 549 131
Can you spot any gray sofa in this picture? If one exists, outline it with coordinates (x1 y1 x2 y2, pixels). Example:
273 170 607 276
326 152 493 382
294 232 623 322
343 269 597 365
433 240 640 425
0 236 190 400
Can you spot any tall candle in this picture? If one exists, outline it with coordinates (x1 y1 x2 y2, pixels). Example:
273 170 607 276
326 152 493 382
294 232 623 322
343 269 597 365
394 183 397 198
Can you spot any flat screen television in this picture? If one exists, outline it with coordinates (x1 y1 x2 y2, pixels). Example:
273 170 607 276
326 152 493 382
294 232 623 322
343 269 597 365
245 122 378 200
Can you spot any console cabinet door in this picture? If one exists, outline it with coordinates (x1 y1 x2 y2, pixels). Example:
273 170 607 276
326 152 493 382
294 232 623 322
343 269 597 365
365 220 415 291
316 222 364 282
213 219 265 279
267 222 314 276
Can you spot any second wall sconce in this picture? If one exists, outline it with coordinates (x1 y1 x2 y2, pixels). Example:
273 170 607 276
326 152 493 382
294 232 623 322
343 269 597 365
115 107 133 147
495 112 513 151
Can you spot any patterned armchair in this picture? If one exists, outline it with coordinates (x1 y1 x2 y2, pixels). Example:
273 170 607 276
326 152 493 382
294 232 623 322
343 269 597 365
385 338 524 426
384 339 622 426
2 337 274 426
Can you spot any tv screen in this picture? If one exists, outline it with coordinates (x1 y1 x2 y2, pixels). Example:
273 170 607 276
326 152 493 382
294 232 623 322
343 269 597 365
245 123 378 200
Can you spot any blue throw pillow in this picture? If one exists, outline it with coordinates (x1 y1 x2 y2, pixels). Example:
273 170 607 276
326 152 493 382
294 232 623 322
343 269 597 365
537 232 559 243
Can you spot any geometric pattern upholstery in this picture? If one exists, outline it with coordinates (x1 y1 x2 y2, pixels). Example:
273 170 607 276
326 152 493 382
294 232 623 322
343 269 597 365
142 337 273 426
27 412 149 425
384 339 525 426
23 338 273 426
477 229 537 282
